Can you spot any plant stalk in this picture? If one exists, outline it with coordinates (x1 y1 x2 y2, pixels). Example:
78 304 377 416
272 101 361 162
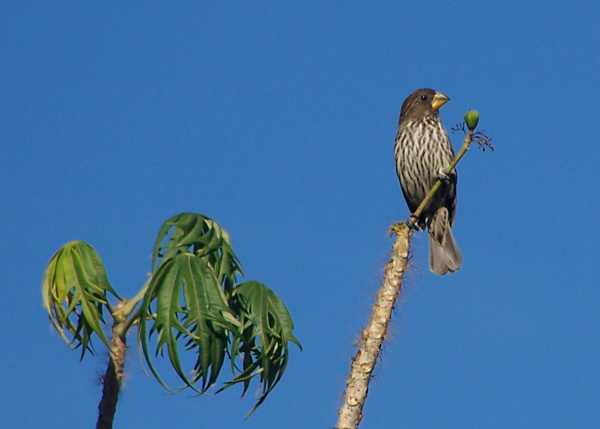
336 127 476 429
336 224 411 429
96 309 128 429
95 279 150 429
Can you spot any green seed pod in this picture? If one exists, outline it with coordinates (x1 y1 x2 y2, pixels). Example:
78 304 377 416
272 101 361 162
464 110 480 130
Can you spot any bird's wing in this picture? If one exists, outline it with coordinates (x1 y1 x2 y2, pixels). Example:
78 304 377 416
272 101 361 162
398 175 420 214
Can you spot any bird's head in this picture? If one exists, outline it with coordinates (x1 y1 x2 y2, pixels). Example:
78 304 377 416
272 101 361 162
399 88 449 123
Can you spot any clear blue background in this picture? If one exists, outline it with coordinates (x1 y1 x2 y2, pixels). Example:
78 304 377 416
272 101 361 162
2 1 599 427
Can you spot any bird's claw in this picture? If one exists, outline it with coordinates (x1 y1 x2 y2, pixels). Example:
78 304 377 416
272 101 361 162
436 168 451 183
406 216 422 231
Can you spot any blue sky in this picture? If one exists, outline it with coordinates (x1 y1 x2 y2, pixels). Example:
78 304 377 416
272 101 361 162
2 1 600 428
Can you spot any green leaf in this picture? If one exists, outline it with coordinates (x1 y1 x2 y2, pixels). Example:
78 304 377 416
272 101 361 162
140 214 301 414
151 213 242 294
138 252 236 393
41 241 114 358
218 281 301 415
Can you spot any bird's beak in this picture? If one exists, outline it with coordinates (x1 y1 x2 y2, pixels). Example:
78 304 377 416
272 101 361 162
431 91 450 111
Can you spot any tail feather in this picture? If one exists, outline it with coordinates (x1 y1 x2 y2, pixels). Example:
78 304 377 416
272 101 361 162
428 207 462 275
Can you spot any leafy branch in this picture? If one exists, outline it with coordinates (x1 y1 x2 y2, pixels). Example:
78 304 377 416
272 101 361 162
42 212 300 429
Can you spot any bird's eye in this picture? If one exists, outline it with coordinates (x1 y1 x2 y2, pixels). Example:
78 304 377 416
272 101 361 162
420 95 428 101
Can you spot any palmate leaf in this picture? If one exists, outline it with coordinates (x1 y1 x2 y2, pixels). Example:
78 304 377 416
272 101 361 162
138 213 301 414
219 281 301 415
138 252 240 392
41 240 116 358
151 213 242 291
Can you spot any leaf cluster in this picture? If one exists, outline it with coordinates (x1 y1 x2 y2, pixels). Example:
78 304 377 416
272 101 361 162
41 241 118 358
42 213 300 413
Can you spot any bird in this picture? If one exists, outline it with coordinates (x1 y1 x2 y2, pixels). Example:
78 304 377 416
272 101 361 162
394 88 462 275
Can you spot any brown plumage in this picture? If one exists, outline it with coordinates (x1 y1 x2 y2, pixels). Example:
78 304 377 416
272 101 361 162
394 88 462 275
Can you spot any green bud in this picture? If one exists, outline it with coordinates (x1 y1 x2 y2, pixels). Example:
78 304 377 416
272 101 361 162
464 110 480 130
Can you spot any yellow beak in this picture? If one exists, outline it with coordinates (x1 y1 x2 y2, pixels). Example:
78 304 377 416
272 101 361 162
431 91 450 111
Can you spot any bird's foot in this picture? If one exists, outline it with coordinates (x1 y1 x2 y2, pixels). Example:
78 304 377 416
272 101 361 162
406 215 423 232
436 168 451 183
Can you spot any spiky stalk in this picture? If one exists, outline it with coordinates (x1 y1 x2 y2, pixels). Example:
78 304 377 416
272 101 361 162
95 285 149 429
336 224 411 429
336 112 483 428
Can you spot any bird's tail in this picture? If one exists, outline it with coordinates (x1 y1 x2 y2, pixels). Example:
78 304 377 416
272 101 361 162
428 207 462 275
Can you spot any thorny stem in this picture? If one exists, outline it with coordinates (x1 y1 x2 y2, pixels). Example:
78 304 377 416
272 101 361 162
336 124 481 429
335 225 411 429
114 279 151 332
95 278 151 429
96 305 128 429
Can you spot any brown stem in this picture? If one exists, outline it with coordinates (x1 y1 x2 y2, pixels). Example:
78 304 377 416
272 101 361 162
96 310 128 429
336 224 412 429
95 278 150 428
